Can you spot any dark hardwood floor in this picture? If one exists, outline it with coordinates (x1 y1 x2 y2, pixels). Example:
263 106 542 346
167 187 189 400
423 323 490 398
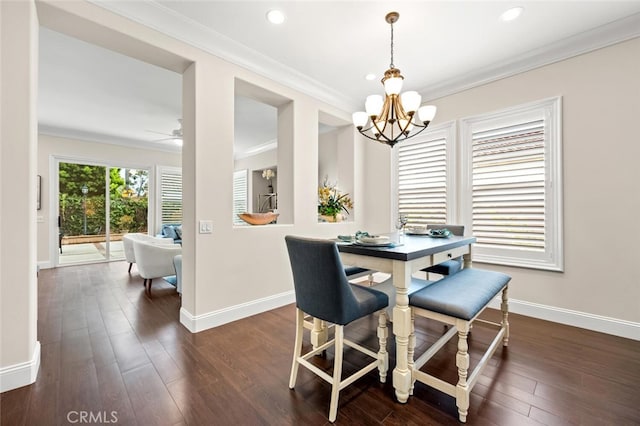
2 262 639 425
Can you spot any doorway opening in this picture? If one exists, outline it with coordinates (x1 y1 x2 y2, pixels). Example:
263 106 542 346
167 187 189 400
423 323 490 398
57 160 149 266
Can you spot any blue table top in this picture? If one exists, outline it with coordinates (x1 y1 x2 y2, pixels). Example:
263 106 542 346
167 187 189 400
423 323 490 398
337 234 476 261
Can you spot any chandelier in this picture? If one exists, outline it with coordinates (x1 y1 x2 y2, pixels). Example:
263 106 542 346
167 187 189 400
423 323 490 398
352 12 437 147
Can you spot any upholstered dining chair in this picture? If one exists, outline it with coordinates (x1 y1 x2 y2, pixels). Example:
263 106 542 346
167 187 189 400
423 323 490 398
122 233 175 274
422 224 465 278
285 236 389 423
132 239 182 297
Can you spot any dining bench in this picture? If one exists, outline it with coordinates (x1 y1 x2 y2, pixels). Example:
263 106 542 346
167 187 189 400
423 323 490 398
408 268 511 423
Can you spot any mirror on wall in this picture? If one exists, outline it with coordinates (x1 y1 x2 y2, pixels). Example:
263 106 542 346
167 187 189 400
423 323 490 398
233 79 293 225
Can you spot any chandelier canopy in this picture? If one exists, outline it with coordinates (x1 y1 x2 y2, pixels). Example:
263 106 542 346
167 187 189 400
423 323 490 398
352 12 437 148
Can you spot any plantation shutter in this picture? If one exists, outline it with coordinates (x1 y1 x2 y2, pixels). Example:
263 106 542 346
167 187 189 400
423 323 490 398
233 170 248 225
160 170 182 224
397 134 448 226
471 119 545 251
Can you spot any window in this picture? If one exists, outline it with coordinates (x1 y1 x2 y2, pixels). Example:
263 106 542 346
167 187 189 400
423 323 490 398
393 122 456 227
159 167 182 225
461 97 563 271
233 169 248 225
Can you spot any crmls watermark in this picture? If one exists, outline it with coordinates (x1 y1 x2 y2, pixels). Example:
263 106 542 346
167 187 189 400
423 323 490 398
66 411 118 424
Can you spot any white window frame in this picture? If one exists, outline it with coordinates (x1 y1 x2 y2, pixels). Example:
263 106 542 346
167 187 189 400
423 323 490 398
233 169 248 225
392 121 457 228
460 97 563 271
156 166 182 232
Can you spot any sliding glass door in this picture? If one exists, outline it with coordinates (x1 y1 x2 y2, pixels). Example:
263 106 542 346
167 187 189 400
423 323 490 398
58 161 149 265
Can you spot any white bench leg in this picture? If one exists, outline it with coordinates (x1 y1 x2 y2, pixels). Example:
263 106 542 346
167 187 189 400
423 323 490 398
408 310 416 395
501 285 510 346
377 310 389 383
455 320 471 423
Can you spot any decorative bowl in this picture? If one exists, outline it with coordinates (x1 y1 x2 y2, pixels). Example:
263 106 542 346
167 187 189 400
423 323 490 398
238 212 279 225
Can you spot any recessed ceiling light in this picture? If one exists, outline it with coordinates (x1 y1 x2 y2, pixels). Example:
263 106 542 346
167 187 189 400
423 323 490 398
266 10 285 25
500 7 524 22
365 73 376 81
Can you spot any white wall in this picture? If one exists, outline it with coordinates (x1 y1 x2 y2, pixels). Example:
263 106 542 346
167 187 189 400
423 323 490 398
37 134 181 267
365 38 640 336
0 0 40 392
318 130 338 184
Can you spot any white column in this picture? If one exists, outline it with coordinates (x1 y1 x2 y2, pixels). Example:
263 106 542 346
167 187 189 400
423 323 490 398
0 0 40 392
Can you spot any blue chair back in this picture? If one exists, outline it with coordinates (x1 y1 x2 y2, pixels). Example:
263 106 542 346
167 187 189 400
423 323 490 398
285 236 368 325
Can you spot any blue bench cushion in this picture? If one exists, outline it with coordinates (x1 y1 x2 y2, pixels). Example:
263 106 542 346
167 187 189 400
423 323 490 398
423 258 463 276
344 266 369 277
409 268 511 320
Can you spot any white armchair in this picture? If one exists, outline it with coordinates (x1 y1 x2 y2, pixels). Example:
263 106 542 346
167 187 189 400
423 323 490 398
173 255 182 294
123 233 175 273
132 239 182 297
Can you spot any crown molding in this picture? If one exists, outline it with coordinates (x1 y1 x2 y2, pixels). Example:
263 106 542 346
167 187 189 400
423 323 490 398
39 125 182 153
421 13 640 101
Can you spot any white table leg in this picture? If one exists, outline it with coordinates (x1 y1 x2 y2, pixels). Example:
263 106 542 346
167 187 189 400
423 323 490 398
392 261 413 403
463 244 473 269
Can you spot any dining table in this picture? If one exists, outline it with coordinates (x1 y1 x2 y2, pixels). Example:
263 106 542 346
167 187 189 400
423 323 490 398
336 233 477 403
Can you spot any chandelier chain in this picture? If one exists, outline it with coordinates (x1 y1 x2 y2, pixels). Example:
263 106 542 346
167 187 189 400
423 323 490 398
389 21 395 68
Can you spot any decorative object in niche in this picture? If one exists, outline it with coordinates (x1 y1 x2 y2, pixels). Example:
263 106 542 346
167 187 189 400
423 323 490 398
262 168 276 193
318 178 352 222
319 214 343 223
238 212 279 225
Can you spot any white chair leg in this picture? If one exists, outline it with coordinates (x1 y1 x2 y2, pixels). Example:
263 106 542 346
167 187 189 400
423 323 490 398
455 320 470 423
328 325 344 423
377 310 389 383
289 308 304 389
501 285 510 346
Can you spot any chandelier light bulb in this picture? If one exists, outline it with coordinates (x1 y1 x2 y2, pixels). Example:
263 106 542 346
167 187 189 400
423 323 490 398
418 105 437 123
384 77 403 95
399 119 414 134
365 95 384 117
400 91 421 113
352 111 368 128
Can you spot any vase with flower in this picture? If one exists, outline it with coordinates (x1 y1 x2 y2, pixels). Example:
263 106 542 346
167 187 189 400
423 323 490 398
262 169 276 194
318 180 353 222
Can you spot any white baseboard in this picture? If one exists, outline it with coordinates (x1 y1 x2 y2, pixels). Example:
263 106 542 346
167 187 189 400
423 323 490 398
488 298 640 341
180 290 296 333
0 341 41 393
37 261 53 270
177 290 640 342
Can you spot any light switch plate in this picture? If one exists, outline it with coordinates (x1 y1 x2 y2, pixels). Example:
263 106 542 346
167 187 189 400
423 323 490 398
199 220 213 234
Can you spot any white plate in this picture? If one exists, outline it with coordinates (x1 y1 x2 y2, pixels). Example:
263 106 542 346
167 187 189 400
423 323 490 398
405 227 430 235
355 241 394 247
358 235 390 244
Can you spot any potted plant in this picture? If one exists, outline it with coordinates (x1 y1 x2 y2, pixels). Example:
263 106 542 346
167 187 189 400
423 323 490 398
318 180 353 222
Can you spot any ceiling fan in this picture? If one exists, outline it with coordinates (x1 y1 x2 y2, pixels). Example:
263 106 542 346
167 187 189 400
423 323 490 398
147 118 183 144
